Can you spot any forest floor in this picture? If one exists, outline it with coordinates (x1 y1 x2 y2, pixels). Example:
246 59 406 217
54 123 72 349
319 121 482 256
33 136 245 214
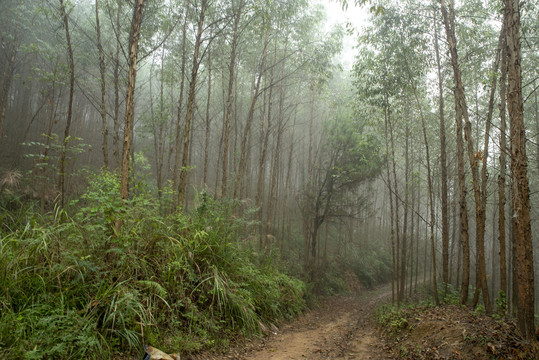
189 284 394 360
183 282 539 360
379 301 539 359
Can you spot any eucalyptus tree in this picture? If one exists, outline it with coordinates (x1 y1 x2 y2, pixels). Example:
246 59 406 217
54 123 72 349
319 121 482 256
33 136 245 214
177 0 210 207
95 0 108 169
354 1 437 303
439 0 493 312
261 1 338 238
120 0 145 201
233 0 290 199
389 3 437 303
436 0 502 306
255 40 278 239
498 32 508 308
354 42 406 304
172 1 190 207
0 1 21 152
233 22 270 199
266 38 288 236
111 0 125 168
385 1 444 305
433 7 449 294
202 31 213 187
519 0 539 315
57 0 76 209
137 2 182 202
520 1 539 174
299 113 383 275
396 12 441 305
144 53 169 201
503 0 535 340
0 1 59 205
221 0 245 198
261 4 339 248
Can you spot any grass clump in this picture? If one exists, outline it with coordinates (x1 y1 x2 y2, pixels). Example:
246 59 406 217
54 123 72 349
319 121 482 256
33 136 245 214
376 303 418 336
0 171 306 358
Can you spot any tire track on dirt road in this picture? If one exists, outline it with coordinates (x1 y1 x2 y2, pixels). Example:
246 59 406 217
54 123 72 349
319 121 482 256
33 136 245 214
199 284 395 360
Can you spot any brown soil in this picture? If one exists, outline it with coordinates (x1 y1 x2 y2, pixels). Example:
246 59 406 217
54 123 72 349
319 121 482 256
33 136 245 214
183 282 538 360
189 284 395 360
381 304 539 359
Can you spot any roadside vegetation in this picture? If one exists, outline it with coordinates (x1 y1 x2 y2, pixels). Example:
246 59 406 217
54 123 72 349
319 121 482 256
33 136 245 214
0 171 307 358
376 286 538 359
0 170 392 359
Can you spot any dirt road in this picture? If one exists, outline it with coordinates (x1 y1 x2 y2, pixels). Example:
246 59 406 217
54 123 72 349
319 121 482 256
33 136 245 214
205 285 394 360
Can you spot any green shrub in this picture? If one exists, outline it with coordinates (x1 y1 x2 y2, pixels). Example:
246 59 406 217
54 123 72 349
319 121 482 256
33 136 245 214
495 290 507 315
310 241 392 295
0 305 104 359
0 171 306 357
441 283 460 305
375 304 409 335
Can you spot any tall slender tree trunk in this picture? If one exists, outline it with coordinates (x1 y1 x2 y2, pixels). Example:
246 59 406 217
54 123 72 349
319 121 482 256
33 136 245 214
151 48 166 201
283 102 298 255
0 10 18 151
221 0 243 198
203 38 212 186
172 3 189 208
149 61 157 190
256 80 269 240
257 46 277 238
503 0 535 339
214 79 226 194
165 82 175 182
440 0 479 307
307 89 315 183
178 0 208 206
95 0 108 169
57 0 75 208
433 13 449 293
387 99 401 305
399 38 439 304
491 205 498 300
477 25 504 303
450 190 457 285
410 76 440 306
465 59 491 311
465 26 502 308
400 123 409 300
120 0 144 200
472 26 504 310
158 51 167 199
383 102 396 304
535 79 539 173
497 41 508 300
234 29 269 198
414 168 420 292
267 41 288 236
0 59 14 151
112 0 122 169
409 149 416 298
41 73 59 212
510 193 517 316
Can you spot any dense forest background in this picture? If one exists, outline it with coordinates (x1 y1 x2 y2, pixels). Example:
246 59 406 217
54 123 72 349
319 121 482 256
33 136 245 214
0 0 537 357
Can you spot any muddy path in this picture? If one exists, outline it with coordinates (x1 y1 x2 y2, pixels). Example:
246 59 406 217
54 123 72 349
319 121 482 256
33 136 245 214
197 284 394 360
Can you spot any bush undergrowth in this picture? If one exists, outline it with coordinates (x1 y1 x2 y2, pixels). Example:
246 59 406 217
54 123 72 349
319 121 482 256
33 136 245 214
0 171 305 359
312 243 393 296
